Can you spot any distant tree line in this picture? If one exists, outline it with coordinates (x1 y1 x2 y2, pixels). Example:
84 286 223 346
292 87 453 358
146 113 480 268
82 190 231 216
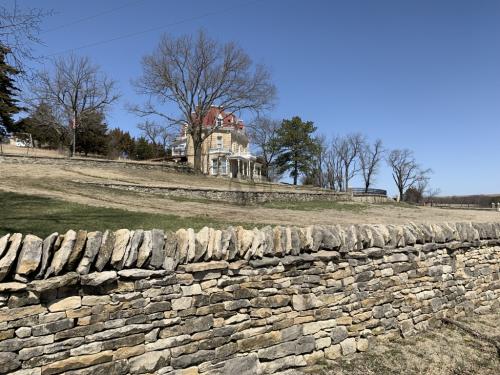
8 107 170 161
431 195 500 208
248 116 435 202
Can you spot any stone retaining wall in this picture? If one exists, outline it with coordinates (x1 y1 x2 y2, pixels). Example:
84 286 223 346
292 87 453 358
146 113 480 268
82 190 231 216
0 154 193 174
84 182 351 204
0 222 499 374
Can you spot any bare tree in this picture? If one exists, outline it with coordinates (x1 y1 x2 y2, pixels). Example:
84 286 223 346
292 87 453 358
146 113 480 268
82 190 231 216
28 55 119 156
137 120 172 157
132 30 276 171
0 2 51 71
247 117 280 179
359 139 384 193
333 133 364 191
302 134 329 188
325 138 343 191
387 148 432 201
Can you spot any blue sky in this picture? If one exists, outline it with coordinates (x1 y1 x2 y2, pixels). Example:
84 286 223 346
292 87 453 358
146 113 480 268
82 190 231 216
12 0 500 196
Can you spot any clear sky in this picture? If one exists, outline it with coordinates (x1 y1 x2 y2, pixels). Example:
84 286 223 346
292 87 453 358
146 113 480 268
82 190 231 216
12 0 500 196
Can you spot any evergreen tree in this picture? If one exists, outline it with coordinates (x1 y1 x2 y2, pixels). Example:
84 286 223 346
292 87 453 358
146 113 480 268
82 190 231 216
75 111 109 156
0 45 21 131
134 136 155 160
16 102 64 148
108 128 136 159
274 116 318 185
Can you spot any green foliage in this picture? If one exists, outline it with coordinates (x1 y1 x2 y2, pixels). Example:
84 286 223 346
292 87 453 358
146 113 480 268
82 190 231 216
134 136 156 160
75 111 109 156
15 102 65 148
0 45 21 131
274 116 319 185
107 128 135 159
404 187 423 204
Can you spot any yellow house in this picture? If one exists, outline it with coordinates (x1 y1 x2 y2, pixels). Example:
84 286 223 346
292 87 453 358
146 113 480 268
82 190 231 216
172 107 262 180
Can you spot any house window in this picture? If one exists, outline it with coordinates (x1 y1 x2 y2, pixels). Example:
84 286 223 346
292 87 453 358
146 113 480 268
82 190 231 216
220 158 227 174
216 136 223 149
216 114 223 127
211 159 218 175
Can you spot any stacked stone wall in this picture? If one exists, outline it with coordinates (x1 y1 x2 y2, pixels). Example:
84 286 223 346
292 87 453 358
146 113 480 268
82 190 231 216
0 154 192 174
0 154 378 204
0 222 499 374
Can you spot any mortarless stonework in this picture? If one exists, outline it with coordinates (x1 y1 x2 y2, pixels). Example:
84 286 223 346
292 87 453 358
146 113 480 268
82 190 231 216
0 222 499 374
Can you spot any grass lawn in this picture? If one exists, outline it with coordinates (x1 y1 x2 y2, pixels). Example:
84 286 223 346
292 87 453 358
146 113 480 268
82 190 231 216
0 191 247 237
262 200 368 212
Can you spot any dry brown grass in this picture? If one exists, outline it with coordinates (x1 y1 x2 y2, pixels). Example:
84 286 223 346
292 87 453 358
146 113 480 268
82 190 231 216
306 313 500 375
1 161 500 228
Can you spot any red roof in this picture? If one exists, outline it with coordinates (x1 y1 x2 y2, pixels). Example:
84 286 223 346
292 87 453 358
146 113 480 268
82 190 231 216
193 107 244 130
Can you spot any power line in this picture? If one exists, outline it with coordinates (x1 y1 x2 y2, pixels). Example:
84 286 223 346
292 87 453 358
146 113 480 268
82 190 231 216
41 0 145 34
43 0 264 58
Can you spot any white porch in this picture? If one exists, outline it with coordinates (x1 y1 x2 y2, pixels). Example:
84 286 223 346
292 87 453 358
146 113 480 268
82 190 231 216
209 153 262 181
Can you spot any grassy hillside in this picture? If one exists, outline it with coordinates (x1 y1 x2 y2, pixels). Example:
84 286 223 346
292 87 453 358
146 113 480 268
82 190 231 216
0 191 247 237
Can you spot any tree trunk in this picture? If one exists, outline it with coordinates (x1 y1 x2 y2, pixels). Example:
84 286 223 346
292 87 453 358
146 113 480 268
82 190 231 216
293 160 298 185
344 167 349 192
193 142 203 173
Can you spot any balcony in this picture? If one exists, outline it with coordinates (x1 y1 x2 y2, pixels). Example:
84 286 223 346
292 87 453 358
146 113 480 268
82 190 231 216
208 147 231 154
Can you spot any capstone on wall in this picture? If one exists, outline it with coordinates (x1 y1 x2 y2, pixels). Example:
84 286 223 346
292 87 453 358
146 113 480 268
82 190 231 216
0 222 499 374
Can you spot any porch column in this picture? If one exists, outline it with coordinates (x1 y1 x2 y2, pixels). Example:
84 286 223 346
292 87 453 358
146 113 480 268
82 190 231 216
217 156 220 176
238 160 241 178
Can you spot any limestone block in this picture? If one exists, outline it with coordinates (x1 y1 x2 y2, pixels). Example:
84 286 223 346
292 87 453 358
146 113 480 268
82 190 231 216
39 350 113 375
136 230 152 267
0 233 10 258
66 230 87 271
340 337 357 355
48 296 82 312
76 231 102 275
35 233 58 280
149 229 165 268
0 233 22 282
46 230 77 276
324 344 341 360
331 326 348 344
14 235 42 276
110 229 130 269
80 271 117 286
125 229 144 268
292 293 324 311
194 227 210 262
94 230 115 271
186 228 196 263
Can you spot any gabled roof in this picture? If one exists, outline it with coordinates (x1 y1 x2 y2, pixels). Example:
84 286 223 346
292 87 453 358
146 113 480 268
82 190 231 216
191 106 244 130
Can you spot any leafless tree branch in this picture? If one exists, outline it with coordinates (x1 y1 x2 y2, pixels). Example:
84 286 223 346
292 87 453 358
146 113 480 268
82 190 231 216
132 30 276 171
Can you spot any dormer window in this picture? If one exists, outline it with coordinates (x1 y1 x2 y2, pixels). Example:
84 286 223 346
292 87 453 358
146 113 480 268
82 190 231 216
216 114 223 127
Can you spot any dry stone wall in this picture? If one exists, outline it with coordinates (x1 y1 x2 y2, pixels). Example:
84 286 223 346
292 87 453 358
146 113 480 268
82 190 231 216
0 154 192 174
85 182 352 204
0 222 499 374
